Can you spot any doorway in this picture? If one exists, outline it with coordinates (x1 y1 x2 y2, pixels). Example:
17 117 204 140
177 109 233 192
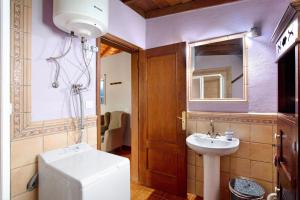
96 34 140 183
99 42 132 157
96 36 188 197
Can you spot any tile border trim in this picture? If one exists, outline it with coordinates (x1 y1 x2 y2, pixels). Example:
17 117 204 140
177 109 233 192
188 112 277 125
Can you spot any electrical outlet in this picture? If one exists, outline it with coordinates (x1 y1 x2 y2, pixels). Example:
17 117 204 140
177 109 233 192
85 100 94 109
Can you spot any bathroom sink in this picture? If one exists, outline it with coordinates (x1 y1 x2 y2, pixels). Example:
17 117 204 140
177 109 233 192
186 133 239 156
186 133 240 200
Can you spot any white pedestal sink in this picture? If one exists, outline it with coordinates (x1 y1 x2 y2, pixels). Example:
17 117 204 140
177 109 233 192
186 133 239 200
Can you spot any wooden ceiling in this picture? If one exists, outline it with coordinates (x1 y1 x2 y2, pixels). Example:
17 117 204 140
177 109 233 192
100 43 123 58
121 0 239 18
195 38 243 56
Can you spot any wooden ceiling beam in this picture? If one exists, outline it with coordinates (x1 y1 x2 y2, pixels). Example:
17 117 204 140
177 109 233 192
145 0 240 18
122 0 138 5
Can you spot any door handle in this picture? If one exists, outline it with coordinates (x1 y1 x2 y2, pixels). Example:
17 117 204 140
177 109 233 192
177 111 186 131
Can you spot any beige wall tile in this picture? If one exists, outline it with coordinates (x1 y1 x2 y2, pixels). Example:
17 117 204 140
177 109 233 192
187 120 197 135
272 125 277 145
230 158 250 177
214 122 230 134
188 164 196 179
12 190 37 200
220 172 230 188
68 130 88 145
251 161 273 182
195 154 203 167
273 165 277 185
250 143 273 162
187 149 196 165
221 156 230 172
187 178 196 194
230 123 250 141
250 125 273 144
11 164 37 197
196 121 210 133
44 133 68 152
87 127 97 145
11 137 43 169
195 166 203 181
232 141 250 159
195 181 203 197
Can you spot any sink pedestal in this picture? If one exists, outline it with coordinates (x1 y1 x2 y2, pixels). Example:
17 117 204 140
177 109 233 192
203 154 220 200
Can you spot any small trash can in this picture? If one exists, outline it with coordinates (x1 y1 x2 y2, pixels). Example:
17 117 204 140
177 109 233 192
229 177 265 200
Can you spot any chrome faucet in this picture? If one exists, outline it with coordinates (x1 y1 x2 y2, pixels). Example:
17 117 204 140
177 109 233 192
207 120 220 138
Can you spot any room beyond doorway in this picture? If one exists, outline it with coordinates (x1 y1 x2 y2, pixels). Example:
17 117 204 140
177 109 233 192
99 44 132 156
96 35 141 183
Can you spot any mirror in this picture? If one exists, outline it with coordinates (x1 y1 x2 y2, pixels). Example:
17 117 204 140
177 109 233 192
188 34 247 101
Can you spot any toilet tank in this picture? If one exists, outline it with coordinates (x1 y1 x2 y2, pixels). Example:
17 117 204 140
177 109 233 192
53 0 109 38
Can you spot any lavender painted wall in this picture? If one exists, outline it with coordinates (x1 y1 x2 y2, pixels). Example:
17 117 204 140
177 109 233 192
32 0 145 121
109 0 146 48
146 0 290 113
32 0 96 121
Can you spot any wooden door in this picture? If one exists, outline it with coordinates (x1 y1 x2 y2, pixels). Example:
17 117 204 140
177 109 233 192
139 43 187 197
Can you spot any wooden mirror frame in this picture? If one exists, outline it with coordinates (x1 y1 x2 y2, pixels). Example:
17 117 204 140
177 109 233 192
187 32 248 102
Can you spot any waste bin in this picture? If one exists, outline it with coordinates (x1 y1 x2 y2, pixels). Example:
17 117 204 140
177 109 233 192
229 177 265 200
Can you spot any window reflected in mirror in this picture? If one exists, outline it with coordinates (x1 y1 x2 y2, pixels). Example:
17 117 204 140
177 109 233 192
189 34 247 101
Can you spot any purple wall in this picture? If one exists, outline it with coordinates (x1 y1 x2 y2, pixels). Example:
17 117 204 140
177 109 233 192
31 0 145 121
109 0 145 48
146 0 290 113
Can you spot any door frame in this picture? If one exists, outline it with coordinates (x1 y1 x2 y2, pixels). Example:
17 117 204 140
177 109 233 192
96 34 143 183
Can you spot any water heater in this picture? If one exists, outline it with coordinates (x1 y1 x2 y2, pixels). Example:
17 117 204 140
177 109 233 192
53 0 109 38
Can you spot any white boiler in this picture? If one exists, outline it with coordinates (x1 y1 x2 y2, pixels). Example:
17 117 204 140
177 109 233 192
53 0 109 38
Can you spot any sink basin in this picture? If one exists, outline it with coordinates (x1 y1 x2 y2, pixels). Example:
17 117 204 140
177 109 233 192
186 133 240 200
186 133 239 156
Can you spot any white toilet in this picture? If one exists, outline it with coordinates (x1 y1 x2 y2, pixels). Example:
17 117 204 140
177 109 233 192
39 143 130 200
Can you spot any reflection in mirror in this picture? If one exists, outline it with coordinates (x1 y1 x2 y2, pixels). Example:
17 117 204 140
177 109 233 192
189 35 247 101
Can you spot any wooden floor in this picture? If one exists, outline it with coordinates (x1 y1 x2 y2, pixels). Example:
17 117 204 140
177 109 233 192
115 148 202 200
131 183 202 200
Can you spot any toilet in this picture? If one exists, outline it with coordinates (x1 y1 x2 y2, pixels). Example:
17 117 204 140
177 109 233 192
39 143 130 200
